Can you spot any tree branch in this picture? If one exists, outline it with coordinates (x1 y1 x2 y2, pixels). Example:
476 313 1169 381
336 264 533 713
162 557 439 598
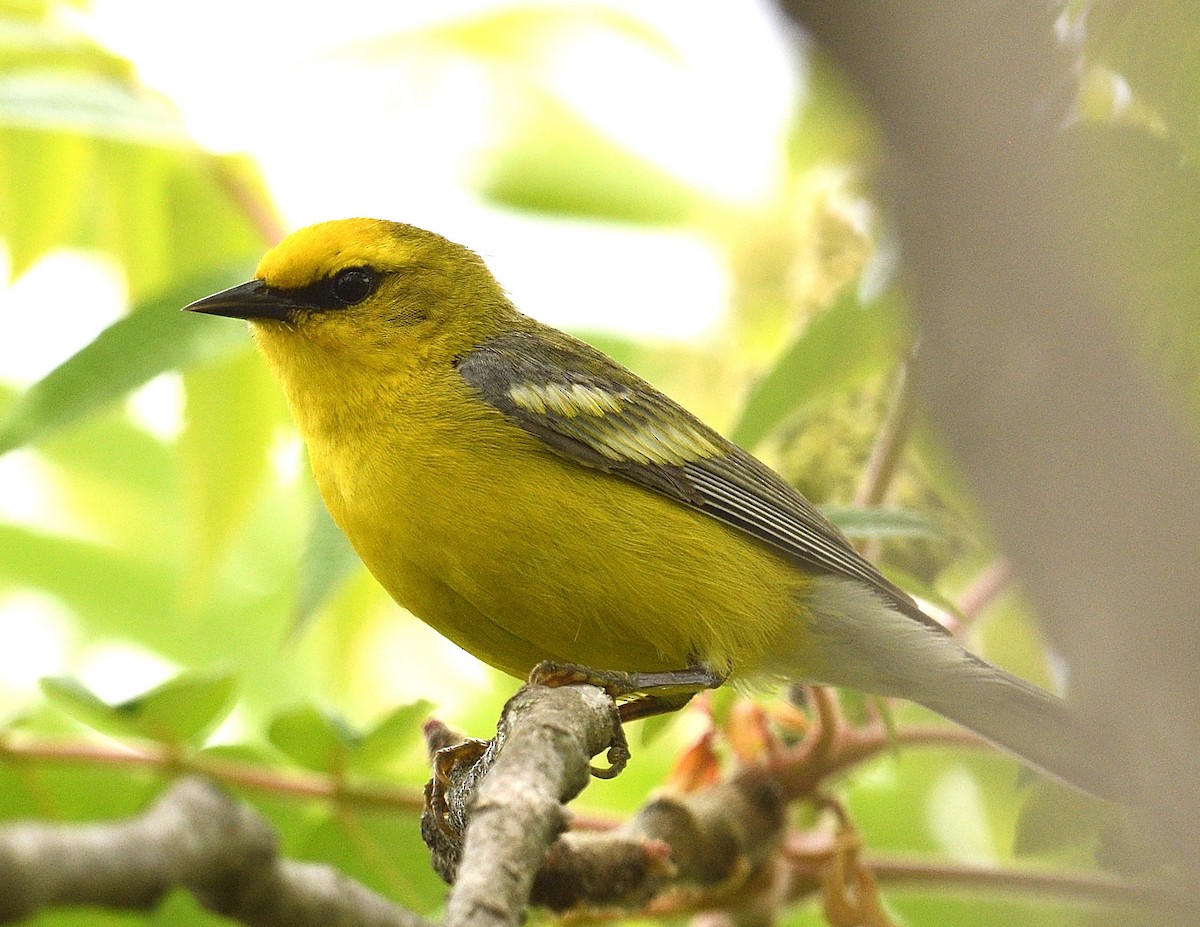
425 685 788 915
438 684 619 927
0 776 427 927
0 682 1178 926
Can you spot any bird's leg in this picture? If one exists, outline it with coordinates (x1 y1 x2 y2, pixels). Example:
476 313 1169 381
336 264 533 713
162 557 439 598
527 660 727 776
529 661 727 719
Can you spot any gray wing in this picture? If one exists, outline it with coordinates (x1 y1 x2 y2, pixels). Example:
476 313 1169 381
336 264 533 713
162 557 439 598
456 328 941 631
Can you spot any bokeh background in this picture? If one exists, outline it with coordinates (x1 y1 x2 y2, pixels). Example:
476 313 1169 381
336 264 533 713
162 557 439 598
1 1 1196 925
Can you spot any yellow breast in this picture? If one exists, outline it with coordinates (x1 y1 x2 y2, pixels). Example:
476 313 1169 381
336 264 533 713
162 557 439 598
304 366 806 681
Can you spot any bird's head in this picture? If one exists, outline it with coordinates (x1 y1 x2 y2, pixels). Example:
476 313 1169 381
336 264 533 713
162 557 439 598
185 218 516 378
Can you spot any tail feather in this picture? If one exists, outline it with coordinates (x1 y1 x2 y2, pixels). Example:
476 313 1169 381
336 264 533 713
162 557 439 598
917 664 1134 802
800 576 1136 802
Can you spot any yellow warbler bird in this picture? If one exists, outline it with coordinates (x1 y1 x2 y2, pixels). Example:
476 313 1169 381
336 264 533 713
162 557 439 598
186 218 1124 800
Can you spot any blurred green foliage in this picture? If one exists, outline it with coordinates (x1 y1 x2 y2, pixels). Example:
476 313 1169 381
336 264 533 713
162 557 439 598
0 2 1191 925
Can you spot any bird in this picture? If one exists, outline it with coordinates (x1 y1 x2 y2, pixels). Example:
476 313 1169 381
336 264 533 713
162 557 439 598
185 217 1129 801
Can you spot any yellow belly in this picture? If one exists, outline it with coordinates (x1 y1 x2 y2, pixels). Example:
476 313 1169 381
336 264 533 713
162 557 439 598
310 389 808 681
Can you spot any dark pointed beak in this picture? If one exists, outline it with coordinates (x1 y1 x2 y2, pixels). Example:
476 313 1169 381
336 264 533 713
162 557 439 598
183 280 295 322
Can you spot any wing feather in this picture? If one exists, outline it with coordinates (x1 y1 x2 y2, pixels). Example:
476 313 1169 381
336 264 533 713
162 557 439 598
456 328 941 631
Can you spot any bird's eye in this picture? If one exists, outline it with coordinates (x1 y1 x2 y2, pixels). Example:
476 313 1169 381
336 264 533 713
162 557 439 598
330 268 378 306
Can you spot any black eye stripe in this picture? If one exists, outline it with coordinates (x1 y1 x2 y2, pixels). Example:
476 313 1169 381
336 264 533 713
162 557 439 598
267 267 381 310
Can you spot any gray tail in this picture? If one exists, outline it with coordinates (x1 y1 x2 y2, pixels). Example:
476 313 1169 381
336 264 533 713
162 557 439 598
916 659 1135 803
802 576 1136 802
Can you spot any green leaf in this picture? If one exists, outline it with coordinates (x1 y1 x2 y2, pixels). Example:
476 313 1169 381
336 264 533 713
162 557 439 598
1086 2 1200 161
351 701 433 772
39 675 128 736
822 506 941 540
195 742 278 766
268 704 358 773
343 7 699 222
0 11 181 281
38 405 177 502
0 760 160 828
290 494 362 640
730 285 906 450
180 347 282 604
787 51 879 174
0 129 91 275
0 12 272 290
636 711 675 747
1013 780 1108 858
0 268 252 455
0 524 175 638
118 665 238 745
149 889 232 927
41 667 237 746
294 810 446 910
479 89 705 223
269 702 431 775
0 72 187 145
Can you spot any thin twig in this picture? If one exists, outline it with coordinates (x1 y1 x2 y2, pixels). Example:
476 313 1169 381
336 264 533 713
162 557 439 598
853 361 915 563
956 558 1014 626
783 837 1183 911
0 733 425 813
855 360 915 510
865 856 1177 909
774 717 987 800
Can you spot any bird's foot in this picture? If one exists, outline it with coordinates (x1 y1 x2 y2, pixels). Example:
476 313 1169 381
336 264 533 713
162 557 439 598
527 660 727 777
